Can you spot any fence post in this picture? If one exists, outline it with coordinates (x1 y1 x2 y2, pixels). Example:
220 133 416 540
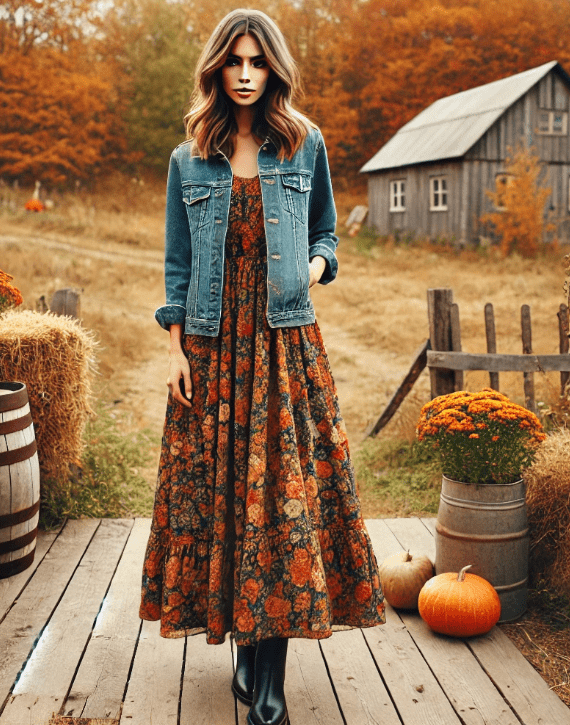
427 288 455 398
450 302 463 391
484 303 500 391
50 288 81 319
521 304 535 413
558 303 569 395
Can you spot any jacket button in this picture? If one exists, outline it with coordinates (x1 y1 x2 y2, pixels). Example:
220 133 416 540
267 218 279 224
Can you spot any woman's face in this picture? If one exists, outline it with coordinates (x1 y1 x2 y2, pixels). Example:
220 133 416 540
222 34 270 107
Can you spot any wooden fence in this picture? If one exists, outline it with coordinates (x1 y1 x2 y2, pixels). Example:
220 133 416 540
366 287 570 437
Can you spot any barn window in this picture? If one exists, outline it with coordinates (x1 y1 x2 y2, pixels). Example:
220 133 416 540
430 176 448 211
494 173 514 210
538 110 568 135
390 180 406 211
553 112 567 133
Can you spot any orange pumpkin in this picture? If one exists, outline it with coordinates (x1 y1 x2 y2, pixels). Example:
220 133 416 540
24 199 45 212
418 564 501 637
379 550 434 609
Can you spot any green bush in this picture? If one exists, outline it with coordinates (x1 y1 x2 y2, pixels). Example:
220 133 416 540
40 402 157 528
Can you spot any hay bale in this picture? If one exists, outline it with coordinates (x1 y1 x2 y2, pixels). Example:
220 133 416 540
525 429 570 596
0 309 97 485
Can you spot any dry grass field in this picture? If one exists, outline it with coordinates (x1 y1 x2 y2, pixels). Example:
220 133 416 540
2 186 570 706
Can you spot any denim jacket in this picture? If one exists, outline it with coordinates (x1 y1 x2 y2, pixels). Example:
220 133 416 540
155 127 339 336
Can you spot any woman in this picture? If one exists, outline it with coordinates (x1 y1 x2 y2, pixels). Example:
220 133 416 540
139 9 385 725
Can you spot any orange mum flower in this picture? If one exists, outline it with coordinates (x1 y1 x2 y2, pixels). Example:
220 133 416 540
0 269 23 312
417 388 546 484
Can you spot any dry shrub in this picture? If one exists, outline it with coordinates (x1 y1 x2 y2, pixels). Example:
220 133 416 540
482 145 555 258
381 388 430 443
0 309 97 486
541 379 570 430
525 429 570 595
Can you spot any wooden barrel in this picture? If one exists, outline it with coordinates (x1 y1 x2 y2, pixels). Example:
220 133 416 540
0 382 40 578
435 474 529 622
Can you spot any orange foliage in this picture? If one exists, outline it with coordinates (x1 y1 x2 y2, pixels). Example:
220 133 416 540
0 0 128 186
482 146 555 257
0 269 23 313
0 38 127 185
251 0 570 182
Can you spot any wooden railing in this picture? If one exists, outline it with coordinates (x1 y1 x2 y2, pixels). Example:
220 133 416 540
427 288 570 413
366 288 570 437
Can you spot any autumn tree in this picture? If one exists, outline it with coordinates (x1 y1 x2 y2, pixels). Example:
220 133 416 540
0 0 94 53
105 0 570 183
278 0 363 185
181 0 285 44
0 0 128 185
482 146 554 257
0 41 127 185
100 0 199 172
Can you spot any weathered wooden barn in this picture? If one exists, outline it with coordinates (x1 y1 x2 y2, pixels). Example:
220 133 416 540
360 61 570 244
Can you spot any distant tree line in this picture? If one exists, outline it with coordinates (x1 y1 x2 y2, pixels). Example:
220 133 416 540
2 0 570 187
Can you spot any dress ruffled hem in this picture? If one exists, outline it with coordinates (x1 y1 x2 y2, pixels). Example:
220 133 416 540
139 521 385 645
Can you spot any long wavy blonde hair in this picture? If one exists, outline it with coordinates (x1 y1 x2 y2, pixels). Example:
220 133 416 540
185 9 314 161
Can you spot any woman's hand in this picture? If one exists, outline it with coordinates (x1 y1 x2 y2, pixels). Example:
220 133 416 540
309 256 326 288
167 324 192 407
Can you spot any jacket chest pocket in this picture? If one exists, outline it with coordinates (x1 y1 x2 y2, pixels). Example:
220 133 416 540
281 173 312 223
182 185 211 230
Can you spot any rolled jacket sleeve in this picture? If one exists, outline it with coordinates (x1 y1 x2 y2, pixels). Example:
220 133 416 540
154 151 192 330
308 131 339 285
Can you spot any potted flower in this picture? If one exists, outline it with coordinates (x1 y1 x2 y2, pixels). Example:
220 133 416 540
416 388 546 622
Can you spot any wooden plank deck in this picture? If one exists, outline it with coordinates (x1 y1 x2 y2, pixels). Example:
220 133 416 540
0 517 569 725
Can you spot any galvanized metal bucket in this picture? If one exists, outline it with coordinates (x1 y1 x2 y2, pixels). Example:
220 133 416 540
435 474 528 623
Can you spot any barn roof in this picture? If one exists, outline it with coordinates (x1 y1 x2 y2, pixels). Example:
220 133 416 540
360 60 565 173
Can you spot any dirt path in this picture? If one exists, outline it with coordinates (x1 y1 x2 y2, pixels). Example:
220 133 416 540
0 231 164 268
314 314 422 439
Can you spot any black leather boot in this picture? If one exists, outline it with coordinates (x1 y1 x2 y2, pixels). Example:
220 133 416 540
232 643 257 705
247 638 289 725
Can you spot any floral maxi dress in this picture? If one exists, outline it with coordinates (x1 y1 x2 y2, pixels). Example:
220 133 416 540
139 175 385 645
